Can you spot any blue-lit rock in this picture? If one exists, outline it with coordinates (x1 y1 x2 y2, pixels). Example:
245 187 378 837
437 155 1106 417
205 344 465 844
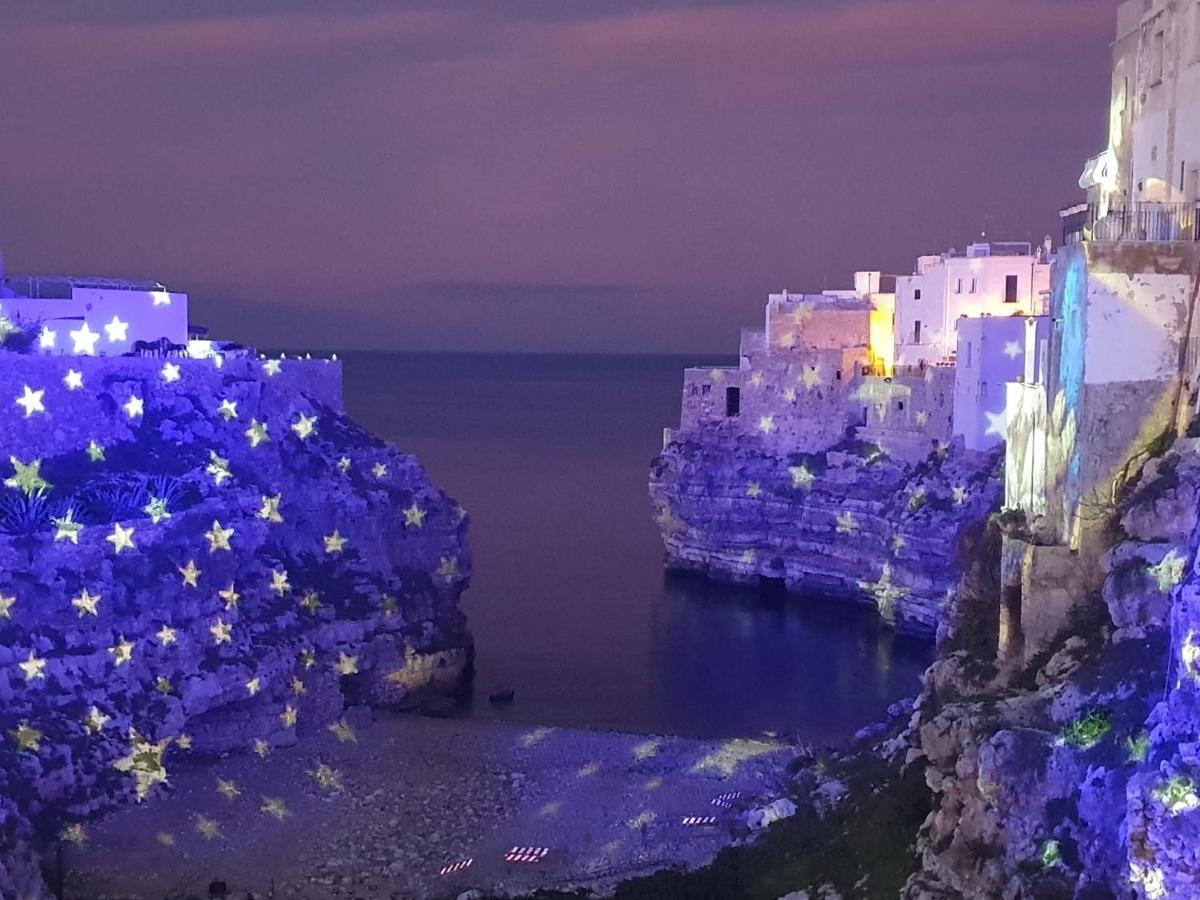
0 352 470 896
649 432 1003 634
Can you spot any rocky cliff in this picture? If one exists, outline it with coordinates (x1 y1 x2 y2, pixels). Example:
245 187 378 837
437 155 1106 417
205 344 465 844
0 353 470 897
902 440 1200 899
649 428 1003 634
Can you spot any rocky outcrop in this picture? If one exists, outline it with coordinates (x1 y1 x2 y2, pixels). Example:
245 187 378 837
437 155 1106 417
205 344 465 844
0 352 470 897
649 428 1003 634
903 440 1200 899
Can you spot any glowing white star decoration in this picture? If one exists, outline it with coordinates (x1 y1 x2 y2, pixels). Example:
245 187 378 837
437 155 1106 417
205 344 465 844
124 395 144 419
984 409 1007 439
63 369 84 390
103 316 129 343
70 322 100 355
15 386 45 418
1003 340 1022 360
38 327 56 350
161 362 181 383
757 415 776 435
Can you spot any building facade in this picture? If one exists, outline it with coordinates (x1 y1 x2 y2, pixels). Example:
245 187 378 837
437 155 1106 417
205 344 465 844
954 315 1050 453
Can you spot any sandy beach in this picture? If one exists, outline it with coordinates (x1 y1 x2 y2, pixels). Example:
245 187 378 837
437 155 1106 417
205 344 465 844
63 711 800 899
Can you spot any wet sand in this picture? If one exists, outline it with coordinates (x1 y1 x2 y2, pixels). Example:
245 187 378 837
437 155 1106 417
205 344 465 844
64 712 798 899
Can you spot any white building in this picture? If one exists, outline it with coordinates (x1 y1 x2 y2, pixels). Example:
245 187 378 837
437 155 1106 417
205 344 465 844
893 242 1052 367
954 315 1049 453
0 253 189 356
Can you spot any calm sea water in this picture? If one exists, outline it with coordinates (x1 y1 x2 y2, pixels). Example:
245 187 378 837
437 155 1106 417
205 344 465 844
340 352 931 741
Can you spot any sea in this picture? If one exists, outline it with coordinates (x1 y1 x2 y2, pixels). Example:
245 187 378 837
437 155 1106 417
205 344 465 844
340 352 932 742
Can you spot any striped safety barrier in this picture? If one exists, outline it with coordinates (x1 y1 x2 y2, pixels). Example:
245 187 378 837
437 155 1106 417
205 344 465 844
711 791 744 808
681 815 720 826
439 858 474 876
505 846 550 864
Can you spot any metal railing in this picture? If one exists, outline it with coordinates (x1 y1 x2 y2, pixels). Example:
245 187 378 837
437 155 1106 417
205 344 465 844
1061 201 1200 245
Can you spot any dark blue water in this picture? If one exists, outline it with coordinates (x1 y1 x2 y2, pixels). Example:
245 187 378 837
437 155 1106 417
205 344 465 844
341 352 931 741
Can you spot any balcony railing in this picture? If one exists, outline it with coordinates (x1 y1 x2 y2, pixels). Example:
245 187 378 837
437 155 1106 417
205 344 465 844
1061 201 1200 245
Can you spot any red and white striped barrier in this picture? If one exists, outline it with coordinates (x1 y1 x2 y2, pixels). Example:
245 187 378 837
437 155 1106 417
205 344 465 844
711 791 744 808
439 858 474 876
505 846 550 864
681 815 719 826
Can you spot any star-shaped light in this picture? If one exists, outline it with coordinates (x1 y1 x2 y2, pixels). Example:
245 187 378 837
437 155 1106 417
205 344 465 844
783 387 797 403
219 583 240 609
19 650 45 681
329 719 356 743
109 636 135 666
337 456 351 473
403 504 426 528
217 778 241 800
84 706 111 733
194 816 222 840
161 362 181 383
323 530 347 554
984 409 1007 438
155 676 173 695
103 315 129 343
10 721 42 752
5 457 49 496
204 520 234 553
152 291 172 306
291 677 307 695
436 557 460 583
860 563 908 621
179 560 201 588
262 358 282 377
892 533 906 553
749 371 764 387
300 648 317 669
280 705 298 728
106 522 136 554
254 738 271 758
176 733 193 750
72 589 100 617
270 569 291 596
206 451 232 485
757 415 776 435
245 419 270 447
15 385 45 418
336 652 359 675
38 327 56 350
309 762 344 793
291 413 317 440
156 831 177 847
916 410 930 427
952 485 968 505
70 321 100 355
1149 550 1188 594
836 511 857 535
210 618 232 644
299 590 322 614
372 462 389 479
746 482 762 499
143 496 171 523
261 796 290 820
0 593 14 619
788 465 814 489
63 369 84 390
86 440 105 462
123 394 144 418
1004 340 1023 360
258 494 283 523
113 729 171 801
156 624 177 646
246 676 261 696
217 398 239 421
801 367 823 390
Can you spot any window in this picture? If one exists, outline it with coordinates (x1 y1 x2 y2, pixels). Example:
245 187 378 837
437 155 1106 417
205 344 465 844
701 383 711 396
835 370 843 381
914 320 922 343
1152 30 1165 84
725 387 740 417
955 278 963 294
969 277 977 294
914 288 922 300
1005 274 1019 303
981 382 988 399
897 401 905 411
966 341 973 368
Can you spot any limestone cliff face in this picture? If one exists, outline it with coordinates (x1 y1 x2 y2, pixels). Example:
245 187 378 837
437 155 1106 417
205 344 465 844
903 441 1200 899
0 353 470 897
649 427 1003 634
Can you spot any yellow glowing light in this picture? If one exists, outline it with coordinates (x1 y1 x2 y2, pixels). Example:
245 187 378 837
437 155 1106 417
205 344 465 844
205 520 234 553
323 530 348 554
245 419 270 448
336 652 359 675
179 560 201 587
270 569 291 595
329 719 357 743
403 504 426 527
109 637 135 666
19 650 46 681
219 583 240 609
258 494 283 523
72 589 100 617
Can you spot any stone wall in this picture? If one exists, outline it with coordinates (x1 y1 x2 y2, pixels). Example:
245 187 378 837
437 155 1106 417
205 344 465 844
649 429 1002 635
0 350 470 896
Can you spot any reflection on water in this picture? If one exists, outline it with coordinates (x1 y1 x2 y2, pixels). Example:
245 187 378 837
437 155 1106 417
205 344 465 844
341 351 932 741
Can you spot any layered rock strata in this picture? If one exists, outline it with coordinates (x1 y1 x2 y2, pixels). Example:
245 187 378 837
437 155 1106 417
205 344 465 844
0 353 470 896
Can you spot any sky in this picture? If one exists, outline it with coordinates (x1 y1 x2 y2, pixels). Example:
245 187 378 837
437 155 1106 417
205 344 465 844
0 0 1114 354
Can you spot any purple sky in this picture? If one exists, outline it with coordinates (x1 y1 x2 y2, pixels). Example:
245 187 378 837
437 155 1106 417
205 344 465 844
0 0 1113 354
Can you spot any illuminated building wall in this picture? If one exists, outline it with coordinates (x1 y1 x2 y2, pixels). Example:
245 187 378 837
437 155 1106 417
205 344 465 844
894 244 1051 367
953 315 1050 452
0 283 189 355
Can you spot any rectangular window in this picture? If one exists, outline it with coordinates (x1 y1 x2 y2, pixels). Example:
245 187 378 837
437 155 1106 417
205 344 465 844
1152 30 1165 83
1005 274 1019 303
969 277 977 294
955 278 963 294
725 387 740 417
914 288 922 300
966 341 973 368
914 320 922 343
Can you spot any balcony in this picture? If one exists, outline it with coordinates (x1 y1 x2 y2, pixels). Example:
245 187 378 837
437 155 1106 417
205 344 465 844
1060 201 1200 245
